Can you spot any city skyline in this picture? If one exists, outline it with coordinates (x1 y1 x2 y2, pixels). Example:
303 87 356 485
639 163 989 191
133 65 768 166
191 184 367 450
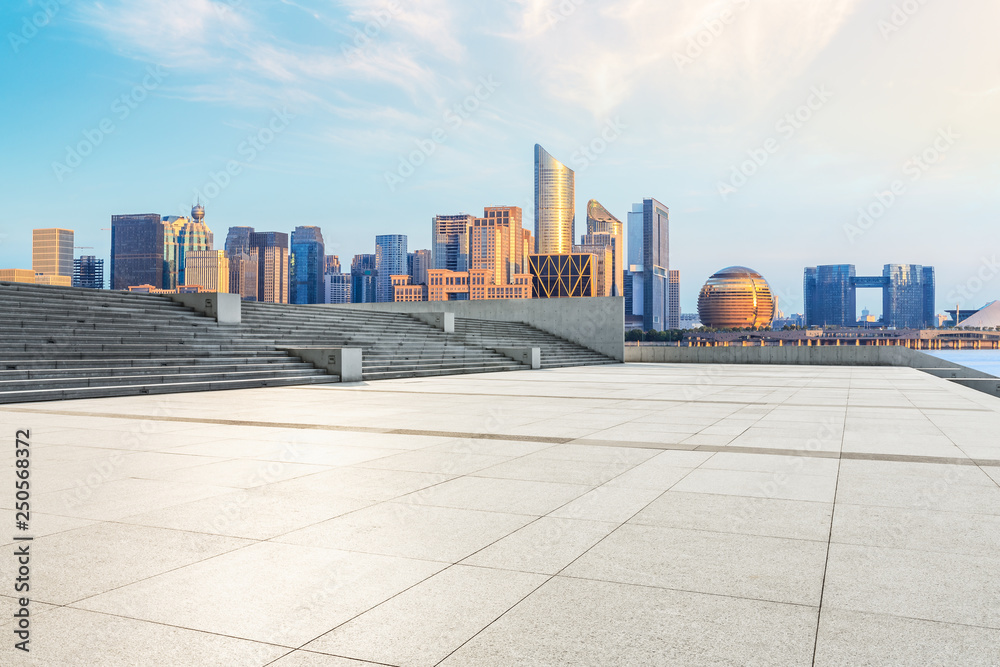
4 2 997 313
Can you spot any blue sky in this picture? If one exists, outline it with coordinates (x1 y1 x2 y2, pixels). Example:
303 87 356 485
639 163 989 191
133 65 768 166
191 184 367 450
2 0 998 314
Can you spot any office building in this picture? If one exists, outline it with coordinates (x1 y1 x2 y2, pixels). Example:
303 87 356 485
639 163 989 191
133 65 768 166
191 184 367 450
32 228 74 279
184 250 229 292
73 256 104 289
224 227 254 257
534 144 575 254
0 268 71 286
586 200 624 297
351 254 377 303
698 266 776 329
249 231 289 303
668 270 680 329
111 213 165 290
432 214 474 272
627 198 669 331
573 237 614 297
290 226 325 304
803 263 936 329
326 255 341 274
163 206 213 289
324 272 352 304
482 206 525 282
224 227 257 301
375 234 407 303
409 249 432 286
527 253 595 298
393 269 532 302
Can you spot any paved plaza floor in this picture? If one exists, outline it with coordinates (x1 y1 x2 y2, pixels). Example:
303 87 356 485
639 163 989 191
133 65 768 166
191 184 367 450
2 363 999 665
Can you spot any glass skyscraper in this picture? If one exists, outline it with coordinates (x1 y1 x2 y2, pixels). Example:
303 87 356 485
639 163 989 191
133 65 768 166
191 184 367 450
585 200 624 298
883 264 934 329
626 198 669 331
111 213 164 290
804 264 856 327
290 226 325 304
351 253 377 303
249 231 289 303
804 263 935 328
432 214 474 272
375 234 407 303
534 144 575 254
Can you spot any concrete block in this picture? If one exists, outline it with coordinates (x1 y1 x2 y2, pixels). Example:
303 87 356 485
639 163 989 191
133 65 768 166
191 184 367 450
493 347 541 369
279 347 362 383
169 292 241 325
413 312 455 333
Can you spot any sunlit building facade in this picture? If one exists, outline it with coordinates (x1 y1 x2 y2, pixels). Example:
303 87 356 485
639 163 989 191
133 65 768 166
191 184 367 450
163 207 213 289
432 214 475 272
697 266 776 329
184 250 229 293
32 228 74 279
668 270 680 329
534 144 575 254
393 269 532 302
527 253 595 298
573 237 614 297
324 272 352 304
585 200 624 297
249 231 289 304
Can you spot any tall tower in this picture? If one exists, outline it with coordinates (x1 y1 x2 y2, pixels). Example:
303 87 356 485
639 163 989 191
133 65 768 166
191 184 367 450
32 228 75 279
375 234 407 303
111 214 164 290
249 231 289 303
290 226 325 304
534 144 575 254
585 200 624 297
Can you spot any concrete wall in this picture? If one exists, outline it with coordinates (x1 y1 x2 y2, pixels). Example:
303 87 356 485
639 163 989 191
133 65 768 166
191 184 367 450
332 297 625 361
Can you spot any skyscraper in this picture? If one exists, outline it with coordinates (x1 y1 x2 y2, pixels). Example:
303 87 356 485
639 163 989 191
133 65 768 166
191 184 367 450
32 228 74 279
224 226 257 300
324 272 352 304
668 270 680 329
73 256 104 289
375 234 407 303
111 214 164 290
482 206 525 281
573 236 614 297
803 265 856 327
326 255 341 274
883 264 934 329
290 226 325 304
626 198 669 331
432 214 475 272
351 253 377 303
803 263 936 328
586 200 624 297
163 207 213 288
249 231 289 303
184 250 229 292
410 248 432 286
534 144 575 254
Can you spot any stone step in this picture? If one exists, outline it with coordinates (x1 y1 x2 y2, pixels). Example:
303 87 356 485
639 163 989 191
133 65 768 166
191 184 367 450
0 366 330 392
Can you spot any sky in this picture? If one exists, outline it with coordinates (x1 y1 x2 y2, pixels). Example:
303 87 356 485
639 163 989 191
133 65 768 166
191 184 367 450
2 0 999 315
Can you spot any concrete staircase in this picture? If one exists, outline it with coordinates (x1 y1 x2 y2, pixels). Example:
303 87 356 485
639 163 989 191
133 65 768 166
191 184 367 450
454 318 620 369
0 282 337 403
238 302 527 380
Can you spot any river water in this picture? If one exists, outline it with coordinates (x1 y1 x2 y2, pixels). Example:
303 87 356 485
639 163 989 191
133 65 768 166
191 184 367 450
925 350 1000 377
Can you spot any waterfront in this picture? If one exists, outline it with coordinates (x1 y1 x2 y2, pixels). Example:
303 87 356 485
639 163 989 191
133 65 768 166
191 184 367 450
927 350 1000 377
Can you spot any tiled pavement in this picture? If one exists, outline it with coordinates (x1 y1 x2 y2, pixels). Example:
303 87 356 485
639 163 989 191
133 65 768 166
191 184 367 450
1 363 999 665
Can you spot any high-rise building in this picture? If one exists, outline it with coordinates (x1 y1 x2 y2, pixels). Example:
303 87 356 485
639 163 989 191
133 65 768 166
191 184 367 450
573 236 614 297
73 256 104 289
803 265 856 327
668 270 680 329
224 227 254 257
471 224 505 286
351 254 378 303
324 272 352 304
184 250 229 292
249 231 289 303
394 269 532 302
627 199 669 330
410 248 432 286
111 213 164 290
482 206 525 282
432 214 475 272
534 144 575 254
375 234 407 303
883 264 935 329
586 200 624 297
162 206 213 289
224 226 257 301
290 226 325 304
32 228 74 279
325 255 341 274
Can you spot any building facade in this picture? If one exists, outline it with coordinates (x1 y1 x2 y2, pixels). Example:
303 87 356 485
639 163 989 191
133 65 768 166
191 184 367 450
111 213 164 290
162 206 213 289
668 269 680 329
803 264 856 327
350 254 377 303
324 272 352 304
375 234 407 303
393 269 532 302
572 238 614 297
249 231 289 304
585 200 624 297
32 228 74 279
73 256 104 289
527 253 595 298
432 214 474 272
804 263 936 328
184 250 229 292
290 226 325 304
534 144 575 254
627 198 669 330
409 248 432 286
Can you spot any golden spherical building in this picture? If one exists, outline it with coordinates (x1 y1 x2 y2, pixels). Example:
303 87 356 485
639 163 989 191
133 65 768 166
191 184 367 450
697 266 776 329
